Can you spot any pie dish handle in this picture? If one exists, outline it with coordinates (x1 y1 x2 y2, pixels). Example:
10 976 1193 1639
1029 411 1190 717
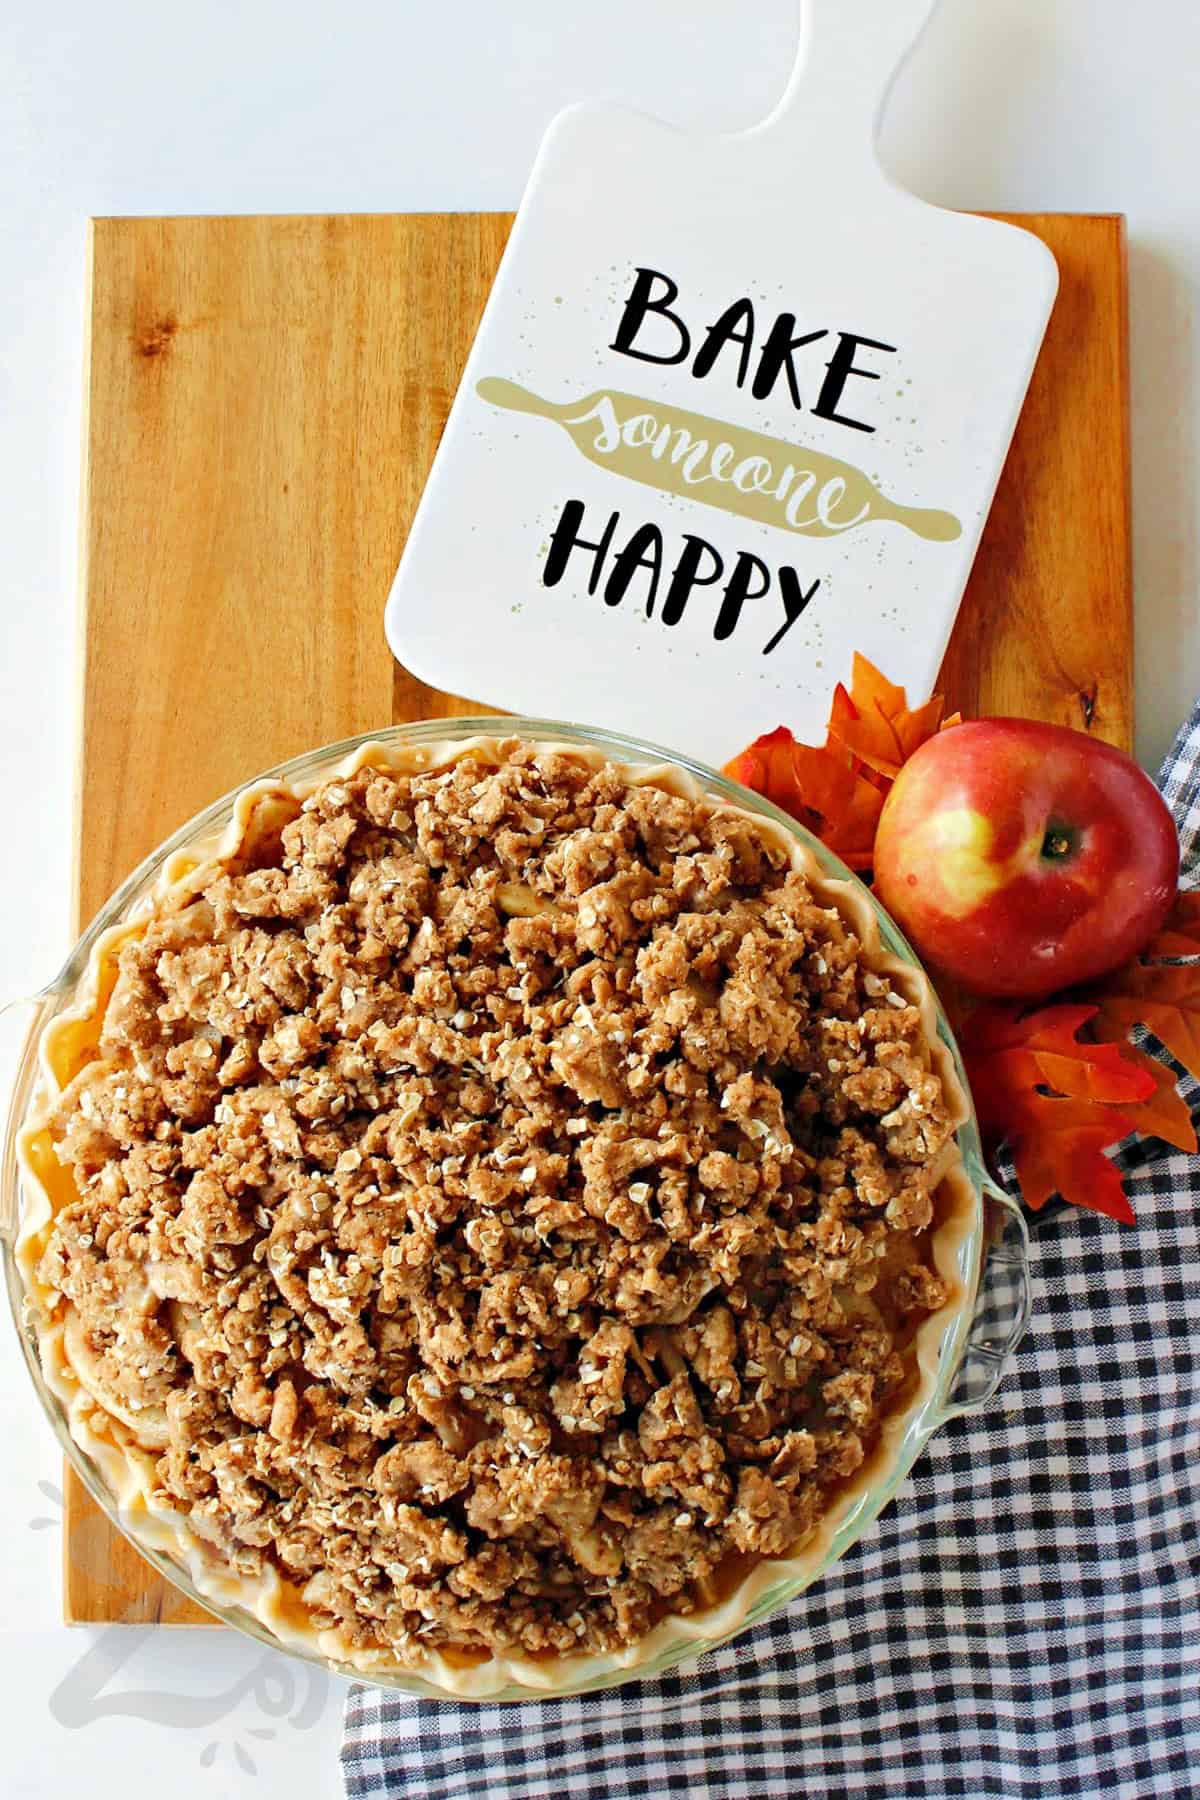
934 1179 1032 1426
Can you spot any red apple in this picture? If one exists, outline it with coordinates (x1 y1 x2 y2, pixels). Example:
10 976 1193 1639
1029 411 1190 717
872 719 1179 998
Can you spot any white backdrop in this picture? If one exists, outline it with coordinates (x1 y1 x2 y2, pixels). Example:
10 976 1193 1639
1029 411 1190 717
2 3 1198 1794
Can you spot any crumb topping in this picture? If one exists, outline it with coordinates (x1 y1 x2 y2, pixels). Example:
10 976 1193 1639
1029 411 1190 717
35 746 953 1663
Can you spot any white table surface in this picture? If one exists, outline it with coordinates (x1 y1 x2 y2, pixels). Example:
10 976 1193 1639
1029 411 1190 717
2 2 1198 1793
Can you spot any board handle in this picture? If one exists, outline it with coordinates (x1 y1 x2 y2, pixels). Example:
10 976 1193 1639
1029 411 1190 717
756 0 941 177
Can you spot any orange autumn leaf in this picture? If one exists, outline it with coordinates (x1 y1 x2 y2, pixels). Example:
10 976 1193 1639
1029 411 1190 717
961 1003 1157 1224
724 725 815 814
723 726 831 833
964 1003 1156 1125
723 653 953 869
787 745 884 871
724 727 883 870
1005 1110 1136 1226
1084 891 1200 1081
826 652 960 779
958 911 1200 1227
1117 1044 1199 1155
1139 888 1200 959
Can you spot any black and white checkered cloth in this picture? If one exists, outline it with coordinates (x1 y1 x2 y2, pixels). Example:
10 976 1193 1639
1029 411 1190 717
342 708 1200 1800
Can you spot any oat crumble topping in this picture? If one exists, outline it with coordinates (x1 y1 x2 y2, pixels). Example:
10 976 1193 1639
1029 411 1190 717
35 745 953 1663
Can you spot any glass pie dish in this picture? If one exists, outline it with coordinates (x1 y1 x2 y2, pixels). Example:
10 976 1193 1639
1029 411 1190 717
1 718 1031 1701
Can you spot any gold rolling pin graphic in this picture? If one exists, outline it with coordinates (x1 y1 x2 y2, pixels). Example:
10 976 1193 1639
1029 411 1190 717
477 377 962 544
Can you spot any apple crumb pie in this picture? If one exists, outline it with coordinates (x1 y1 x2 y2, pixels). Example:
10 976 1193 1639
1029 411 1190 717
17 737 968 1687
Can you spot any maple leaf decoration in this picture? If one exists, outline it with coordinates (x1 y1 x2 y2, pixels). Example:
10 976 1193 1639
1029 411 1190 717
962 893 1200 1226
826 660 955 781
961 1003 1155 1224
724 653 959 869
724 726 883 870
1084 889 1200 1074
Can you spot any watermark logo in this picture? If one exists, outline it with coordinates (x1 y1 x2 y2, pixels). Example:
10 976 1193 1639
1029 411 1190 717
30 1480 338 1776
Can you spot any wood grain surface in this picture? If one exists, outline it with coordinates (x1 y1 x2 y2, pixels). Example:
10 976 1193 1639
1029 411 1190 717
65 210 1130 1624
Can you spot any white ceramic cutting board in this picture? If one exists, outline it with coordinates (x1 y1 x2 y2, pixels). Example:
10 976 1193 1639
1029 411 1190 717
386 0 1058 763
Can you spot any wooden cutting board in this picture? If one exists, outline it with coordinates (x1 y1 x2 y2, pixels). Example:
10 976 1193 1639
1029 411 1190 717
65 211 1130 1625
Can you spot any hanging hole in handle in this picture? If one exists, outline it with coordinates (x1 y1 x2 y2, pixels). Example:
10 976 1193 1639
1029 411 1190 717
938 1183 1033 1424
